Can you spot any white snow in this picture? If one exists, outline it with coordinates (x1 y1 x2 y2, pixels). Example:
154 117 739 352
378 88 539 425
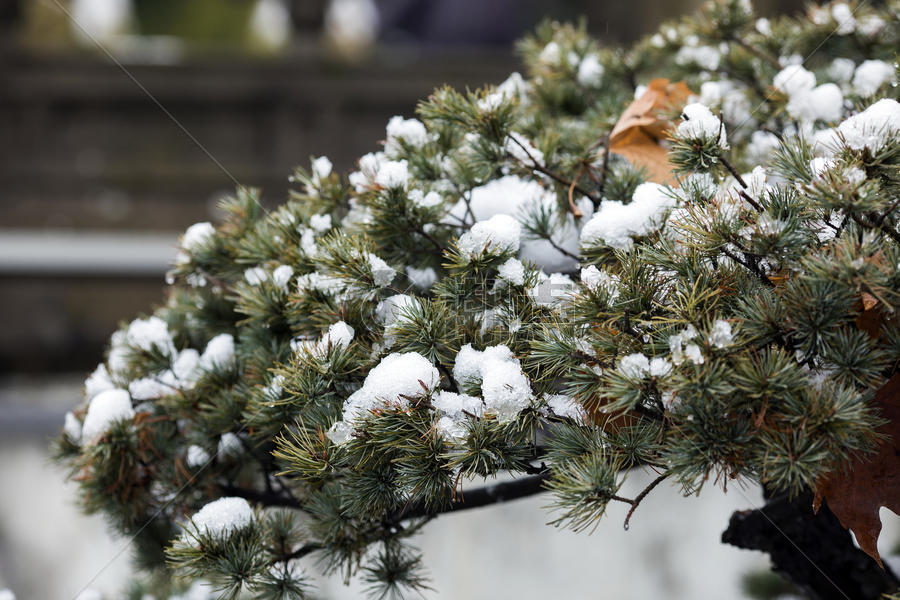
546 394 587 423
299 227 318 257
107 331 129 376
457 214 521 258
272 265 294 292
127 316 175 357
698 80 752 125
745 131 781 165
479 72 530 111
81 389 134 443
374 159 411 189
809 157 836 179
64 411 82 444
451 344 531 422
669 325 702 366
708 320 734 348
128 374 175 400
453 343 484 390
539 41 561 65
366 252 396 287
84 363 115 399
200 334 235 371
311 156 333 182
497 257 525 286
828 57 856 83
349 151 385 192
618 353 650 378
324 0 379 48
684 344 705 364
773 64 816 98
375 294 419 327
341 352 441 422
406 265 438 290
649 357 674 377
580 183 676 250
385 116 430 157
326 420 353 445
455 174 582 272
852 60 895 97
244 267 267 285
829 98 900 153
617 353 671 379
186 445 211 468
675 45 721 71
173 349 201 387
435 415 468 440
189 497 254 539
580 265 620 300
857 14 885 37
529 272 575 307
309 213 332 232
577 53 604 87
432 390 484 440
318 321 355 353
181 222 216 253
296 272 344 296
786 83 844 122
408 189 443 209
217 432 243 459
676 103 727 146
432 390 484 418
481 354 533 421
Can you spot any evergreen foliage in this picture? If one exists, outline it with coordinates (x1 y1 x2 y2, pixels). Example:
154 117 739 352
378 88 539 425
54 1 900 597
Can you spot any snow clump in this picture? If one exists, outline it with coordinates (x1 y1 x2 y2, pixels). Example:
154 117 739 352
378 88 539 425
580 183 676 250
81 389 135 443
189 497 254 539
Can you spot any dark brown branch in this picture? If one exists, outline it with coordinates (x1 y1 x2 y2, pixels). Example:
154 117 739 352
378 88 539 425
544 236 581 261
721 247 776 288
406 216 447 254
851 213 900 245
392 472 551 522
623 472 670 530
723 489 899 600
283 542 324 562
596 136 611 200
507 137 600 203
218 484 302 509
719 155 747 188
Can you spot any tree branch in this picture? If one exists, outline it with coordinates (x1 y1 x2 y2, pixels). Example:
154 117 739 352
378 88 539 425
723 489 899 600
507 136 600 203
392 472 551 522
218 483 302 510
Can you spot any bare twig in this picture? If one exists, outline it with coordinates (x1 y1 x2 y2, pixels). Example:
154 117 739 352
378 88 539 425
623 472 670 530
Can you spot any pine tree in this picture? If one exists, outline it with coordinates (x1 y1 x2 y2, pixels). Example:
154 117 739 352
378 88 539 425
54 1 900 598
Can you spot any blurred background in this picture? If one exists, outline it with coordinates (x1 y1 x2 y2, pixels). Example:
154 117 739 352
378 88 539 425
8 0 897 599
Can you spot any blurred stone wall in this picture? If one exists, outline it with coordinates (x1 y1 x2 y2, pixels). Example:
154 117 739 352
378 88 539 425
0 45 514 371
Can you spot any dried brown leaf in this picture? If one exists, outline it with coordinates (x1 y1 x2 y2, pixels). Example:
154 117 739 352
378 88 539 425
608 78 693 185
813 373 900 566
